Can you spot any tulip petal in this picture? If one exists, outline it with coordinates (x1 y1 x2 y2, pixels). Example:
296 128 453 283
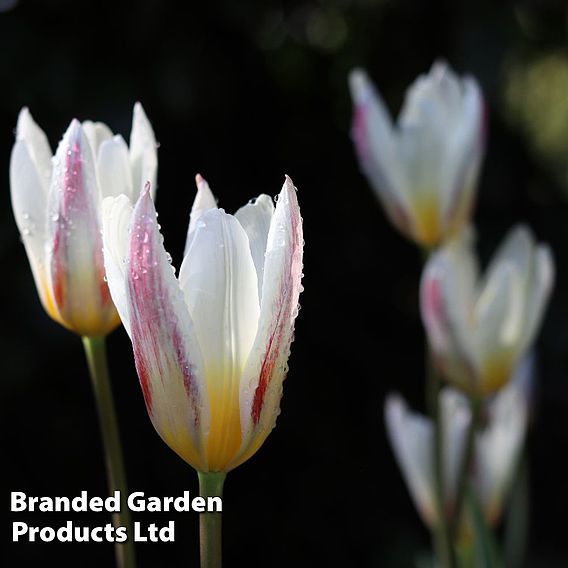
46 120 116 336
235 193 275 300
101 194 134 336
349 69 414 237
473 227 534 392
420 234 478 388
519 245 554 352
127 187 210 471
130 102 157 200
440 77 483 234
231 176 303 470
439 389 471 513
82 120 113 155
474 368 528 524
184 174 217 257
385 394 437 527
16 107 52 190
10 140 62 323
179 207 260 471
98 135 135 200
482 226 533 296
473 261 524 393
396 63 455 242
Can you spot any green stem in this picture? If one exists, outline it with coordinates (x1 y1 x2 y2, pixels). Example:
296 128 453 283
449 396 482 544
504 447 529 568
82 336 135 568
427 349 455 568
198 472 226 568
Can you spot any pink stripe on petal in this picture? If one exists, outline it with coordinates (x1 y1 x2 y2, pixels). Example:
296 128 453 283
352 104 371 167
250 177 303 426
48 120 115 335
127 185 202 426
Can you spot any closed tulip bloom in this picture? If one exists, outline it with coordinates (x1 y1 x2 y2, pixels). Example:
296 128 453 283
349 61 484 248
420 226 553 396
101 175 303 472
10 104 157 337
385 359 529 529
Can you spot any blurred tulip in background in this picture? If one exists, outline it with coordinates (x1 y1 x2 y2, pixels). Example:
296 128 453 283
349 61 484 249
420 226 553 396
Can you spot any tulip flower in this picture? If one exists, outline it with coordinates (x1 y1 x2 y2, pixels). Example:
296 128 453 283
102 174 303 473
349 61 484 248
385 358 530 530
102 174 303 567
10 103 157 337
420 226 553 396
10 104 157 568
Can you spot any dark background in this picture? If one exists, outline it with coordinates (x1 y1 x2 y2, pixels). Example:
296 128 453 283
2 0 568 566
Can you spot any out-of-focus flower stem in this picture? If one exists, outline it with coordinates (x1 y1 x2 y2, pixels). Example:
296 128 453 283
82 336 135 568
427 348 456 568
198 472 226 568
504 448 529 568
422 246 455 567
449 396 482 544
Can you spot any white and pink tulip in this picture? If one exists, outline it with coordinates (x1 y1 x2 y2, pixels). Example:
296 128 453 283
349 61 484 248
101 175 304 472
10 104 157 336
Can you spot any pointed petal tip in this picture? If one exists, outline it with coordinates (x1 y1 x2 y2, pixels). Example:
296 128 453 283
142 181 152 198
133 101 146 116
385 392 404 411
348 68 369 100
17 106 31 123
431 58 450 73
195 173 205 186
63 118 82 142
281 175 300 206
284 174 295 189
16 107 37 139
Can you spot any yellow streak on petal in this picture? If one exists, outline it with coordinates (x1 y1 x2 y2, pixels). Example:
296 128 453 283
161 424 207 473
227 428 269 472
38 274 70 329
413 196 442 248
206 374 242 471
480 352 514 396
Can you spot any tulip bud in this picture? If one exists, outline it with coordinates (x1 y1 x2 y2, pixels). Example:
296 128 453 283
10 104 157 337
385 359 530 529
349 61 484 248
420 227 553 395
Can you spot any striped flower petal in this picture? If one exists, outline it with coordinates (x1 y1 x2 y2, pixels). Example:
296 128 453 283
349 69 413 239
231 176 303 470
46 120 118 336
126 187 210 471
